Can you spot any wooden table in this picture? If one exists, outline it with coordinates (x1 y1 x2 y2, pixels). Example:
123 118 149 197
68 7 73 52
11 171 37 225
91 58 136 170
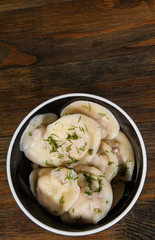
0 0 155 239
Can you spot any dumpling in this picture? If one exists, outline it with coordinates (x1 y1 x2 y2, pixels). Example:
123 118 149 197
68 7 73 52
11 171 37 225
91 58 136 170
43 114 101 168
89 141 118 182
106 131 135 181
20 113 58 166
29 167 80 216
61 100 119 139
61 166 113 224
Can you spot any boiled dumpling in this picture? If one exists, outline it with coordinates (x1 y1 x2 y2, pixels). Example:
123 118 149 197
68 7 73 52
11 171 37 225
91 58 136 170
61 100 119 139
89 141 118 182
61 166 113 224
20 113 58 166
29 167 80 216
43 114 101 168
106 131 135 181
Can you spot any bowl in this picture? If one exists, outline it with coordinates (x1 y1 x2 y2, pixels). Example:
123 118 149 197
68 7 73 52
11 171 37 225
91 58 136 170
7 93 147 236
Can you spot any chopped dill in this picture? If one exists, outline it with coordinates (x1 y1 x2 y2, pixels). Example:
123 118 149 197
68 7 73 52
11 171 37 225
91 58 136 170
118 163 129 177
68 125 78 131
83 172 96 190
85 191 92 196
76 142 87 155
67 155 79 166
94 208 102 213
111 149 115 154
66 132 80 142
98 112 109 120
108 161 114 166
98 112 106 117
105 149 110 153
66 144 72 152
83 172 103 193
44 135 61 153
58 153 64 159
95 179 103 193
28 131 32 136
79 126 85 133
82 103 91 112
59 196 64 204
65 170 77 183
88 148 93 155
54 166 63 172
84 124 88 132
43 160 55 167
77 116 81 123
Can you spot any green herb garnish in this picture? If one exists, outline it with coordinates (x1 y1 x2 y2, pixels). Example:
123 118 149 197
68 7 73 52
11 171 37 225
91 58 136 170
108 161 114 166
66 132 80 142
94 208 102 213
54 166 63 172
68 125 78 131
85 191 92 196
58 153 64 159
83 172 96 191
44 135 61 153
43 160 55 167
105 149 110 153
98 113 106 117
67 155 79 166
82 103 91 112
66 144 72 152
84 124 88 132
83 173 103 193
76 142 87 155
88 148 93 155
28 131 32 136
59 196 64 204
118 163 129 177
65 170 77 183
79 126 85 133
98 112 109 119
95 179 103 193
77 116 81 123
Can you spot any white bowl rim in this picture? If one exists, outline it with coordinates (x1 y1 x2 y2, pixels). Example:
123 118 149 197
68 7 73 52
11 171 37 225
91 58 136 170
7 93 147 236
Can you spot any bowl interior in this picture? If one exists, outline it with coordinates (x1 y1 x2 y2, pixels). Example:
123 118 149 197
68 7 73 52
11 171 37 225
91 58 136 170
8 94 144 234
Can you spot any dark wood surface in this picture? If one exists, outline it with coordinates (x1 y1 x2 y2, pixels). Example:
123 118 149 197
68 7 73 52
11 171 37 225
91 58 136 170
0 0 155 239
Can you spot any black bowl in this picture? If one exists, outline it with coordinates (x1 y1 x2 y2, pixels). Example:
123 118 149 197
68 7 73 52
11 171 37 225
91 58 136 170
7 93 147 236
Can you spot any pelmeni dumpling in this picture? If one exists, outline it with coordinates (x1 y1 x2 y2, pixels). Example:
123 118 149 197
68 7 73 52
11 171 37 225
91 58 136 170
61 166 113 224
61 101 119 139
89 141 118 182
43 114 101 168
106 131 135 181
29 167 80 216
20 113 58 166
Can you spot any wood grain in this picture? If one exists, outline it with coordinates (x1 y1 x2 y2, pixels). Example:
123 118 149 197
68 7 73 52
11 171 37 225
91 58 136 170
0 0 155 239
